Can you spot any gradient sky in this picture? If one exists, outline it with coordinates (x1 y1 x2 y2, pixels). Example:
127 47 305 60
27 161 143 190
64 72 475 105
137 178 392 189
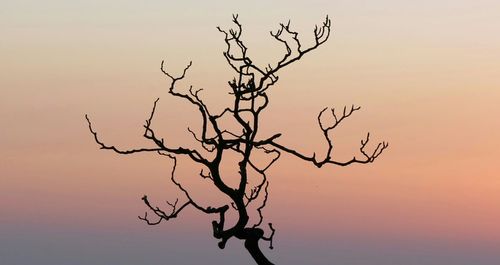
1 1 500 264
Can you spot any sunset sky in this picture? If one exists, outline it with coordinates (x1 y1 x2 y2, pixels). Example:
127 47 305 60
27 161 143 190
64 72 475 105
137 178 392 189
1 1 500 264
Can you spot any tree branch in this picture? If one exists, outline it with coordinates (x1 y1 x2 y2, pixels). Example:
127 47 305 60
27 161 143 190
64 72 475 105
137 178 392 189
85 114 163 154
265 105 388 167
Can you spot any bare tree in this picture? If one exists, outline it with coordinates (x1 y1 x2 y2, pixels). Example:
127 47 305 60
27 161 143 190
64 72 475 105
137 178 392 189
86 15 387 265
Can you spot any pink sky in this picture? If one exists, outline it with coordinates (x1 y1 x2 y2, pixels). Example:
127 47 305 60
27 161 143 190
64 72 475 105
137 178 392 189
1 1 500 264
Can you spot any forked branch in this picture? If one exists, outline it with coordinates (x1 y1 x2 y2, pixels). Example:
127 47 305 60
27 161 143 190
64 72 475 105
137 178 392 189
266 105 388 167
139 153 228 226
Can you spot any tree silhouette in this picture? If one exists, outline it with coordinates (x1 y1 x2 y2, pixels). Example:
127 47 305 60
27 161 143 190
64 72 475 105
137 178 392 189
85 15 388 265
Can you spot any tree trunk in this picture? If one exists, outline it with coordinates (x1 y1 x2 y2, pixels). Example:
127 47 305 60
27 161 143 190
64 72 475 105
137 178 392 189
244 237 274 265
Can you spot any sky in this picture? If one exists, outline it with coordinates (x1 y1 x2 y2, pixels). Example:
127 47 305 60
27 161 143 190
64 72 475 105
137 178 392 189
1 0 500 264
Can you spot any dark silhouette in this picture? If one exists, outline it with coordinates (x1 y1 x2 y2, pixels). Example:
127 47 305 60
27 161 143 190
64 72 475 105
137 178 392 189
86 15 388 265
